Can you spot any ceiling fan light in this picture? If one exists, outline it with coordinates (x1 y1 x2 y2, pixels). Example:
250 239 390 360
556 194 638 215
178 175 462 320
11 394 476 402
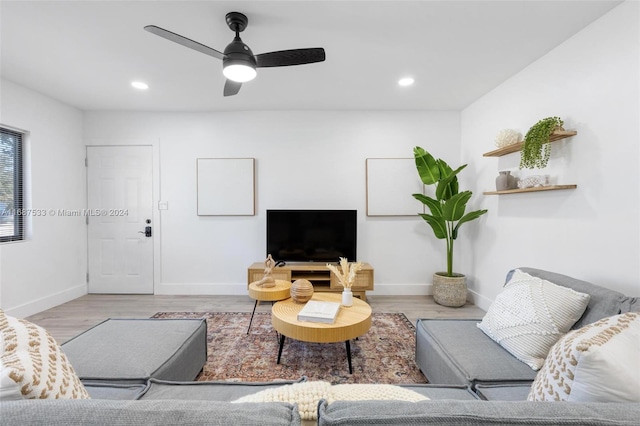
131 81 149 90
223 63 257 83
398 77 415 86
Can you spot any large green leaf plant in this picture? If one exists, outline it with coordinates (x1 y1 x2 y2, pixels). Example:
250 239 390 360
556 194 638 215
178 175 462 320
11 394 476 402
412 146 488 277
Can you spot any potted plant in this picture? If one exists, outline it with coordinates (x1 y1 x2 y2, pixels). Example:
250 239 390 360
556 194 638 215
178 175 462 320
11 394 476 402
519 116 564 169
412 146 488 307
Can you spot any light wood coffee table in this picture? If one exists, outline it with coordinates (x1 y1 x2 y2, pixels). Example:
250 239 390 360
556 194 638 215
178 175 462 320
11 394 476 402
247 280 292 334
271 292 372 374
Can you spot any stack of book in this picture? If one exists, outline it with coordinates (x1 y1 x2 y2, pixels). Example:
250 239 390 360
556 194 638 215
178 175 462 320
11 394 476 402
297 300 341 324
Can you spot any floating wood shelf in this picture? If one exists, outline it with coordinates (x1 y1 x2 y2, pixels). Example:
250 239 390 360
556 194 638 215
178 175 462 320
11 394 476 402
483 184 577 195
483 130 577 157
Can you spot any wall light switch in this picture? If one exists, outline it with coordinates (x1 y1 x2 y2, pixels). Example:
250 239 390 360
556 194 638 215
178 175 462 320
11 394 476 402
158 201 169 210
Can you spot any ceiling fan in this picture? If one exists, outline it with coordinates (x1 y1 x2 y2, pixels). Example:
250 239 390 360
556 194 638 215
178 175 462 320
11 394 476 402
144 12 326 97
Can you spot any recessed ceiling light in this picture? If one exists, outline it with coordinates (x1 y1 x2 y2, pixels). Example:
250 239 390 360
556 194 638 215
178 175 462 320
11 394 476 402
398 77 415 87
131 81 149 90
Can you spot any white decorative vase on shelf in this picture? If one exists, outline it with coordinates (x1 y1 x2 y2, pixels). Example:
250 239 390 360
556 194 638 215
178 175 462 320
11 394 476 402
342 288 353 307
495 171 511 191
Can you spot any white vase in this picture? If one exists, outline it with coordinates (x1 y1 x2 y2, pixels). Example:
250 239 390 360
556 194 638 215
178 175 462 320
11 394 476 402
342 288 353 307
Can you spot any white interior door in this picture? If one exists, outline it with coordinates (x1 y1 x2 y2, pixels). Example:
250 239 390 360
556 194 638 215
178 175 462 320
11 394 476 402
87 146 153 294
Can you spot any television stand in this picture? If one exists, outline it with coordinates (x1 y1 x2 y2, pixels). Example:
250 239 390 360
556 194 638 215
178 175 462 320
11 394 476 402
247 262 374 301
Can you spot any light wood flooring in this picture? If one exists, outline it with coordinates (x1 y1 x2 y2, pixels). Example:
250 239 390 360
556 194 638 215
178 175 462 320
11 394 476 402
26 294 486 344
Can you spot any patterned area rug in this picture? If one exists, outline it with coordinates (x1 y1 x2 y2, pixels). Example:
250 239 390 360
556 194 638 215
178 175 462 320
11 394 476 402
151 312 427 385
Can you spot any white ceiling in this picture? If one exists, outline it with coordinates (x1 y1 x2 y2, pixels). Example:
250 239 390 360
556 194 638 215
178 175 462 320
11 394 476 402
0 0 622 112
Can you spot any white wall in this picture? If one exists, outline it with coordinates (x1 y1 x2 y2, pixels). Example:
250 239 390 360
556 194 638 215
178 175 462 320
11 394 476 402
83 111 461 295
0 79 87 317
460 1 640 309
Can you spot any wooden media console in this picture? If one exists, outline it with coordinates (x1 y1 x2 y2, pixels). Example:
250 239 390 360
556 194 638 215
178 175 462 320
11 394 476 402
247 262 374 301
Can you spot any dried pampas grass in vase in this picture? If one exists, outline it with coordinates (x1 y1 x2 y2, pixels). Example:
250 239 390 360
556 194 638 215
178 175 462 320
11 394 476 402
327 257 362 307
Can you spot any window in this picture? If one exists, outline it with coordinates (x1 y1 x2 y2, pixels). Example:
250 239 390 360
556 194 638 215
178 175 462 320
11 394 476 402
0 127 24 242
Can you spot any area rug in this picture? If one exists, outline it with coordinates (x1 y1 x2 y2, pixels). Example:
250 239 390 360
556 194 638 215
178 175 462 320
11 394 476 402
151 312 427 385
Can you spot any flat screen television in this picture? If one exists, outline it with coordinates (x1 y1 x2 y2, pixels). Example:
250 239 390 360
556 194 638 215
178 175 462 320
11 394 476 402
266 210 357 263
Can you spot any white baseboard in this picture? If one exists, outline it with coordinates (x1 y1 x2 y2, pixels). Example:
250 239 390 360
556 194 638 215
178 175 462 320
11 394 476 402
467 288 493 311
4 284 87 318
369 283 432 296
374 284 490 307
155 282 248 295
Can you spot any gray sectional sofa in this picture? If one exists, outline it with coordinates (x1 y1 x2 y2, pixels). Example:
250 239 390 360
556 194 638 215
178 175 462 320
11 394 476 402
416 267 640 393
3 268 640 425
2 317 305 425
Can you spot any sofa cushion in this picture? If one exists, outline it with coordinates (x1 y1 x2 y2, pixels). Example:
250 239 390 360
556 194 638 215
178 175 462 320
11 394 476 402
621 297 640 313
528 312 640 402
512 268 627 328
141 377 307 402
399 384 479 400
0 310 90 400
82 381 150 400
2 399 301 426
415 318 537 386
61 318 206 383
474 383 532 401
478 269 590 370
318 399 640 425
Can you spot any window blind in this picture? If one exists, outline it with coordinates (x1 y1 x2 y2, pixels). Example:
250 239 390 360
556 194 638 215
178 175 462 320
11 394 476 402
0 127 24 242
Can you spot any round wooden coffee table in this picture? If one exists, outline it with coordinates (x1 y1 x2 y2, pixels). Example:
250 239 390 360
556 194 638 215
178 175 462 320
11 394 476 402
271 292 372 374
247 279 292 334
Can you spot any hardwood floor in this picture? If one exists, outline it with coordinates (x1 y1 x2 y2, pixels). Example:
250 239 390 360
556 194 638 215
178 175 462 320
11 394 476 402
26 294 486 344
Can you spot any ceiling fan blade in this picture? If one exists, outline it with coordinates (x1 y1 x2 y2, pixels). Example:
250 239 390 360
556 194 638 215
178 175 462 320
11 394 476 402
224 79 242 97
255 48 325 68
144 25 224 60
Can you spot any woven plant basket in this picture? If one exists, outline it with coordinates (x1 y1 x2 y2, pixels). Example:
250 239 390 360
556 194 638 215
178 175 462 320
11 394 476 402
432 273 467 307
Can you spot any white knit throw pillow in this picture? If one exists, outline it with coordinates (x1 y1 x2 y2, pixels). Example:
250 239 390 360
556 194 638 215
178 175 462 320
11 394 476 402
0 310 90 400
233 381 428 421
477 269 590 370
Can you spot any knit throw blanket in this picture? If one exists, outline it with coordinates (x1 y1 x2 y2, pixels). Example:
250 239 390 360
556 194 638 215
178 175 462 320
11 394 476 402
233 381 429 421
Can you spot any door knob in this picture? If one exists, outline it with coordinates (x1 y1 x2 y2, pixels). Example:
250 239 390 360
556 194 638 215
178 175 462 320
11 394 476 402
138 226 152 237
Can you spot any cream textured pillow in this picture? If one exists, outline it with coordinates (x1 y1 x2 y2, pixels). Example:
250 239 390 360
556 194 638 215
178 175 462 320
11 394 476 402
0 310 90 400
233 380 428 421
234 381 333 420
331 383 428 402
477 269 590 370
528 312 640 402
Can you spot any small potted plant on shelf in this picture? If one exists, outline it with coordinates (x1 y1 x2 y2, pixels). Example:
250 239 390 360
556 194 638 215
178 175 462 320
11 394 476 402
519 116 564 169
412 146 488 307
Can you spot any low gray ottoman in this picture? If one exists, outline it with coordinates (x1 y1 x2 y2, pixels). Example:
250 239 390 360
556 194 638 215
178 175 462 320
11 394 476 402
62 318 207 384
